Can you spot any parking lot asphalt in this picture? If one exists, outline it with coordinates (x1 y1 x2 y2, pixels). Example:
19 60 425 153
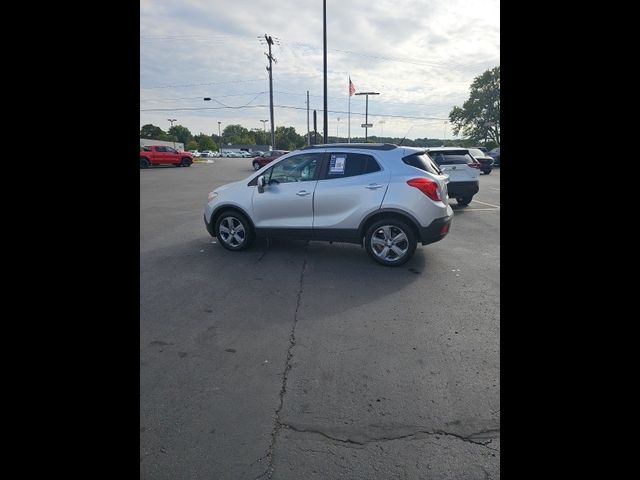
140 159 500 479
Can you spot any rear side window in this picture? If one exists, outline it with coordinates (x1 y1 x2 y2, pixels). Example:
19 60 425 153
402 153 440 174
322 153 381 179
428 150 475 165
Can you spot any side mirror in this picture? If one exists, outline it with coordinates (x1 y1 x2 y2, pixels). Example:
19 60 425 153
257 175 266 193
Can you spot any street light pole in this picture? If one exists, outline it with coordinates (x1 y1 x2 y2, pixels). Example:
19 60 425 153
336 117 340 141
167 118 177 148
354 92 379 141
218 121 222 155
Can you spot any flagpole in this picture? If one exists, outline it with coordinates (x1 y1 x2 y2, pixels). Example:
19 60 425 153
348 76 351 143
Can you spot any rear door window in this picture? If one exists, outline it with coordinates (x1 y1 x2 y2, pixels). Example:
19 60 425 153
402 153 441 174
321 153 381 179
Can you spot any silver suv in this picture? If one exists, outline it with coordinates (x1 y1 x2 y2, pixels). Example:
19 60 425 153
204 144 453 265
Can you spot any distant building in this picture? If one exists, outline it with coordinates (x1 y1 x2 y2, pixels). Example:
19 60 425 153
140 138 185 151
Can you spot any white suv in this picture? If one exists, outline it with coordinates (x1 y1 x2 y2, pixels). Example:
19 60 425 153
425 147 480 205
204 144 454 265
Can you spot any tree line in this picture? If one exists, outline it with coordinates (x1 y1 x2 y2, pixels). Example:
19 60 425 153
140 121 498 152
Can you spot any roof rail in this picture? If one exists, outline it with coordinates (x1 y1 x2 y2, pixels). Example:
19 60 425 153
300 143 398 151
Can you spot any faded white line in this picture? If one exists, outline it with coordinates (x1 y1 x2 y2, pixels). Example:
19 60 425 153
457 208 500 211
490 188 500 191
471 199 500 208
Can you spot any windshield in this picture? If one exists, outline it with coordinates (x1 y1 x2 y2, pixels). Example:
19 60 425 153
469 149 484 158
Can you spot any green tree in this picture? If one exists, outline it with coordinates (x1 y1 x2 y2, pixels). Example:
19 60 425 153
275 126 305 150
186 140 199 151
167 125 193 147
140 124 166 139
449 66 500 145
194 133 217 151
222 124 252 145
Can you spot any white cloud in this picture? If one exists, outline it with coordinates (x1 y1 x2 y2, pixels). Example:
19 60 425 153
140 0 499 140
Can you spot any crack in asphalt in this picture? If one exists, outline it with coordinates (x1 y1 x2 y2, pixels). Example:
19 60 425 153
256 238 271 263
282 424 500 451
257 243 309 480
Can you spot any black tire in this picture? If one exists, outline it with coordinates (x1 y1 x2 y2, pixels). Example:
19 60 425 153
253 161 260 171
215 211 254 251
364 218 417 266
482 169 491 175
180 157 192 167
457 196 472 206
140 158 150 169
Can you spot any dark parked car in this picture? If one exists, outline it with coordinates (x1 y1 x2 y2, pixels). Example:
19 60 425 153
468 148 494 174
487 147 500 167
252 150 290 170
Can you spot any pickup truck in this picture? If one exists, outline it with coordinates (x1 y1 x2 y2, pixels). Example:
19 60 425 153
140 145 193 168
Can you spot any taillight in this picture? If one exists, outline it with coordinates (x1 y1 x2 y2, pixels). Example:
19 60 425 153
407 177 441 201
469 162 481 169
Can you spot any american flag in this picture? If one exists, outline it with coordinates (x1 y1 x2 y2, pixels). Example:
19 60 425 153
349 77 355 96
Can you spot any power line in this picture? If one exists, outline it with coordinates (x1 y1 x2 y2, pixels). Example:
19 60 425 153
140 79 265 90
140 103 448 120
140 92 269 103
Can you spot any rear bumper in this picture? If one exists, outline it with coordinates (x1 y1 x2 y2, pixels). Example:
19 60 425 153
447 181 479 198
419 214 453 245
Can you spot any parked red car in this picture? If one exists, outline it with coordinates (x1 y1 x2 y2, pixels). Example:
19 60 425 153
140 145 193 168
251 150 289 170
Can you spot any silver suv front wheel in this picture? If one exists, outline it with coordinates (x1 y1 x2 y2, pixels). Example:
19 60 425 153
365 219 417 266
215 212 254 251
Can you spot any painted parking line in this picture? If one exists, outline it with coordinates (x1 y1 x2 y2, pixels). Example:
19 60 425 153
471 199 500 208
459 207 500 211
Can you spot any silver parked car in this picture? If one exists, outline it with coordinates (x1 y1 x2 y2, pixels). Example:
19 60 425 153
204 144 453 265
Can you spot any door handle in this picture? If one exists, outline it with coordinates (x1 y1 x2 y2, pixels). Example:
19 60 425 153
296 190 311 196
365 183 383 190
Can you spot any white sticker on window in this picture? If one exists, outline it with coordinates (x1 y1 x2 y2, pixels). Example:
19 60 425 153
330 154 346 174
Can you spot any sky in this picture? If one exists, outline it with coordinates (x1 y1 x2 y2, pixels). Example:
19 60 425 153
140 0 499 142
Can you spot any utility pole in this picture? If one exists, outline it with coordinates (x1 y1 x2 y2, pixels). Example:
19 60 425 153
167 118 177 148
218 121 222 155
260 119 269 147
354 92 379 141
323 0 328 144
336 117 340 141
313 110 317 145
307 91 310 146
262 34 277 150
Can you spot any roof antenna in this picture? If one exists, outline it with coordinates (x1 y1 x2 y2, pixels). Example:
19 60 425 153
398 125 414 146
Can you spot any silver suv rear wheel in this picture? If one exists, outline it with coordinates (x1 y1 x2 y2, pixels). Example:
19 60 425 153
365 219 417 266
